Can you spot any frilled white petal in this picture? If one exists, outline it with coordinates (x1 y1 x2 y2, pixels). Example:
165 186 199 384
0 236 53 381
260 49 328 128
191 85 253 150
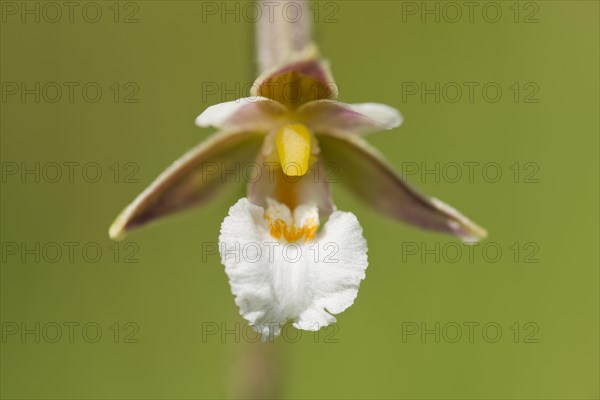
195 97 287 133
298 100 402 136
219 198 368 338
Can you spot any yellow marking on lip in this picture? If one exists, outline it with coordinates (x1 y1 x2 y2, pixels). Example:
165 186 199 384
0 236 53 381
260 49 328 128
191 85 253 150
264 204 319 243
267 218 318 243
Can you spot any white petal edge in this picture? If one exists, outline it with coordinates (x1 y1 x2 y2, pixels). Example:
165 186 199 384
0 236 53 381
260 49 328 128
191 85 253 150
347 103 403 130
195 96 286 131
298 100 403 136
218 198 368 339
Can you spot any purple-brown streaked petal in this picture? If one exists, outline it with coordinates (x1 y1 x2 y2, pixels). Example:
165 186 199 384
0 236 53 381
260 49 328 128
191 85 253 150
109 131 264 239
299 100 402 136
195 97 287 133
248 153 334 220
317 135 487 242
251 58 338 109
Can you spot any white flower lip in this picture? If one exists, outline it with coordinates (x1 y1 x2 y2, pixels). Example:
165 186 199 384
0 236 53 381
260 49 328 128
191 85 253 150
219 198 368 339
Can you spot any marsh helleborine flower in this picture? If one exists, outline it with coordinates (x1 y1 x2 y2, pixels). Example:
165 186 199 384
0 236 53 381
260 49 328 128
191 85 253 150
109 48 487 338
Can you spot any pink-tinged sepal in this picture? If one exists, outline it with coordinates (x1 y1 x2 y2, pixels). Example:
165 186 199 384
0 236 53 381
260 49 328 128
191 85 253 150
109 131 263 239
318 135 487 242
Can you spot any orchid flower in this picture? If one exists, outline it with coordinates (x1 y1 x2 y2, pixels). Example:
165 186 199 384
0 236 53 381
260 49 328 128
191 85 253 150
109 47 486 338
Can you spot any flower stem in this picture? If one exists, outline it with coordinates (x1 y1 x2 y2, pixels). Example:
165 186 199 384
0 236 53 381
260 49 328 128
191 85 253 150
256 0 312 73
229 341 286 399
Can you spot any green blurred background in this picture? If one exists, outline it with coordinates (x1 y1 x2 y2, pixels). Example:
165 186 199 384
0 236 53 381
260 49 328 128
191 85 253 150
1 1 598 398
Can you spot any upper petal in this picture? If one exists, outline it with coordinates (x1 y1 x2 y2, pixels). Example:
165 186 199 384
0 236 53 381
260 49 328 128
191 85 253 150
317 134 487 242
195 97 287 133
299 100 402 136
109 131 263 239
251 58 338 109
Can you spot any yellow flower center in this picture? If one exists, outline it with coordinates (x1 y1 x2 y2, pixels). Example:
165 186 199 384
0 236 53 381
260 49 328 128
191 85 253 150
275 124 311 177
267 217 318 243
263 201 319 243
